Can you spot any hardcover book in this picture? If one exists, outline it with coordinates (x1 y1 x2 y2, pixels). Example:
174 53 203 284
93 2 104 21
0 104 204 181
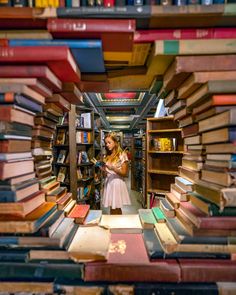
163 55 236 92
68 204 90 224
9 39 105 73
0 65 62 91
68 226 110 262
0 46 81 83
85 232 180 282
47 19 135 53
0 190 45 217
0 78 52 98
178 71 236 99
0 93 42 114
0 104 35 126
82 210 102 226
0 158 34 180
0 202 57 233
99 214 143 233
138 208 156 229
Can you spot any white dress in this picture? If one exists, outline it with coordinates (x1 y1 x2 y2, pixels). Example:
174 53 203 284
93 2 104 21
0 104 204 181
102 152 131 209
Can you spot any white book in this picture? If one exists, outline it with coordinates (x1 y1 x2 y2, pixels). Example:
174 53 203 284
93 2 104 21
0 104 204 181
68 226 110 262
99 214 143 234
81 112 91 129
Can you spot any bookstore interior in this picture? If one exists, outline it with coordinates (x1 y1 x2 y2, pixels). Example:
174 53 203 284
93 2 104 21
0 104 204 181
0 1 236 294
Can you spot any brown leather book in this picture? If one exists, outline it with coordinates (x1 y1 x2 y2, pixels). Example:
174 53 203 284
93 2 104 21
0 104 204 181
0 105 35 126
60 83 83 105
0 202 56 233
0 78 52 98
178 71 236 99
179 259 236 282
0 190 45 217
0 65 62 91
46 94 71 112
164 55 236 92
0 139 31 153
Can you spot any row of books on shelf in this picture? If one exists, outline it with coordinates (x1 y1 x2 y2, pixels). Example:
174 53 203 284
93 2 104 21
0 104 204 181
0 0 227 8
76 112 92 129
56 149 94 165
150 137 178 151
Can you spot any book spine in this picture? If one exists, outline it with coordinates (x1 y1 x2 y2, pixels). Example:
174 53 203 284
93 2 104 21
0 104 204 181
56 5 151 18
47 19 135 32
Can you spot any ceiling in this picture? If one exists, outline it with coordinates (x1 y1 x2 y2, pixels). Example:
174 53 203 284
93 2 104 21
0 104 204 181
84 91 160 131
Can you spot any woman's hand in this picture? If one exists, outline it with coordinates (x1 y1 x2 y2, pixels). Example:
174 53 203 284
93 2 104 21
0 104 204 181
105 164 115 171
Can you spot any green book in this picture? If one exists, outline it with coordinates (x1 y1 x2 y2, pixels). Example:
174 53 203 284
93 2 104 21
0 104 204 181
138 209 156 229
190 192 236 217
152 207 166 223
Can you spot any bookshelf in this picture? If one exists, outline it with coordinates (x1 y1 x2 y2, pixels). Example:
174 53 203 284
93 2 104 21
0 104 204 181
131 136 143 192
141 133 146 208
146 116 184 208
123 132 133 150
93 112 103 209
54 105 97 206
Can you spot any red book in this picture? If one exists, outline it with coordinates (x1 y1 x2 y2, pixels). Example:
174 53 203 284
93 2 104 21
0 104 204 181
134 27 236 43
78 81 109 93
0 39 8 47
193 94 236 115
47 19 135 52
179 259 236 282
84 233 180 282
0 159 34 180
0 65 62 91
0 78 52 98
0 47 80 83
103 0 114 6
0 105 35 126
68 204 90 224
180 201 236 230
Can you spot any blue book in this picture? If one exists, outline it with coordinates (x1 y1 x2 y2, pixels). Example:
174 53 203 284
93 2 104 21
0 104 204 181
0 93 42 113
135 282 218 295
9 39 105 73
0 249 29 262
0 262 83 279
143 229 230 260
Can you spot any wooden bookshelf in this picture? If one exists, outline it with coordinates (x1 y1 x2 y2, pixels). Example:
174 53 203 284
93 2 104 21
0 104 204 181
131 136 143 192
53 105 98 207
146 116 183 208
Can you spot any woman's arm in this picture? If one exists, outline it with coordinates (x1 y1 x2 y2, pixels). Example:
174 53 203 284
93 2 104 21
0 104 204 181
106 161 128 177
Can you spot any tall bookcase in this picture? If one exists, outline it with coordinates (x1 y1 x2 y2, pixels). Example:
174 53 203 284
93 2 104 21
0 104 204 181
54 104 97 206
131 136 143 192
146 116 184 208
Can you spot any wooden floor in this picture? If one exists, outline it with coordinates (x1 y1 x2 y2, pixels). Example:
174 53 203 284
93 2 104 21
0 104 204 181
102 171 143 214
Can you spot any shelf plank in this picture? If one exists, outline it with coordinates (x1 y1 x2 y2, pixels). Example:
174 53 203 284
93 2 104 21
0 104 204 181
148 169 179 175
148 150 184 154
148 129 181 133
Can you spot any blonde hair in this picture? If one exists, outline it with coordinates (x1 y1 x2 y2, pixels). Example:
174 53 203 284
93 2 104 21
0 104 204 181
104 132 124 163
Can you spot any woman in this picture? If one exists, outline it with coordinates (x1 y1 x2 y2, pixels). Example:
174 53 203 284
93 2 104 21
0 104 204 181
102 132 131 215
